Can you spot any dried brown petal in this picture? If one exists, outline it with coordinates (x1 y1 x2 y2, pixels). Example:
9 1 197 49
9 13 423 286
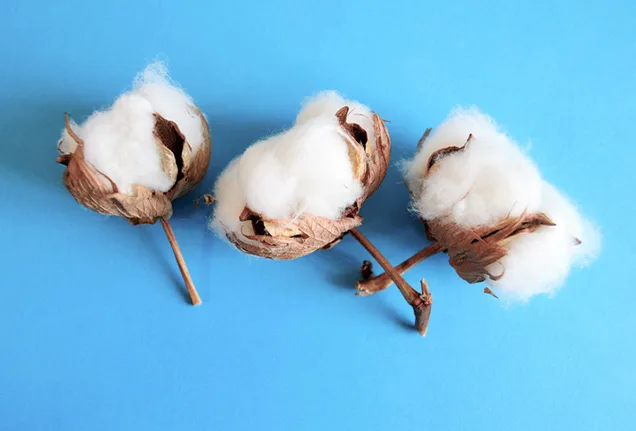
425 134 473 177
228 209 363 260
484 287 499 299
357 112 391 204
425 212 555 285
154 114 183 186
165 108 212 201
321 235 345 250
416 128 432 153
194 194 215 208
262 219 303 238
109 185 173 225
57 115 120 216
336 106 368 181
203 194 215 205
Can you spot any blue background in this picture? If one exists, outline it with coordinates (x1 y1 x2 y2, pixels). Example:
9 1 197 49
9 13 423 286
1 0 633 430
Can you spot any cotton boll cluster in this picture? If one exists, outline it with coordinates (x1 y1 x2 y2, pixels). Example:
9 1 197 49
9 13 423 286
403 108 543 227
211 91 391 260
59 62 205 195
406 107 600 300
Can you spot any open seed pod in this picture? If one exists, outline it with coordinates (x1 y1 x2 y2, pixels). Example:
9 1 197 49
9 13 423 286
211 91 390 260
358 107 600 304
56 62 211 305
58 111 210 224
413 131 556 287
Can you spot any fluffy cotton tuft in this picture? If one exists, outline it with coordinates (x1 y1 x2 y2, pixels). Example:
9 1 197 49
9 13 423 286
487 181 601 301
59 61 204 195
296 90 376 149
403 107 543 227
406 107 600 300
211 91 371 239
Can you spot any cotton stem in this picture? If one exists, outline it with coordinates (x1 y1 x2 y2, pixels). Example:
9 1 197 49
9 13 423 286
356 242 443 296
349 228 433 336
160 218 202 306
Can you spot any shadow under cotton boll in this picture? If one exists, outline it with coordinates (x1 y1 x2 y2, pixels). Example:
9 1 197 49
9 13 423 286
165 111 287 221
356 131 429 247
194 110 288 192
134 224 190 304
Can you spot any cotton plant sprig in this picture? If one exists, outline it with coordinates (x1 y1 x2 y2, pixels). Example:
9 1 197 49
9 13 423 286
56 62 211 306
356 108 600 308
211 91 434 334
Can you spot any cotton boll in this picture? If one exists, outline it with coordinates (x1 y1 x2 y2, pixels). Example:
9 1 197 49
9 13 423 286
212 115 364 240
58 62 206 196
57 61 211 225
487 181 601 301
211 92 391 260
296 90 376 149
404 107 543 227
404 108 600 302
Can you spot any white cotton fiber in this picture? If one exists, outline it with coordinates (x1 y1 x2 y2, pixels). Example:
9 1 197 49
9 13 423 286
407 107 601 300
403 107 543 227
211 91 371 239
59 62 203 195
296 90 376 149
210 158 249 236
487 181 601 301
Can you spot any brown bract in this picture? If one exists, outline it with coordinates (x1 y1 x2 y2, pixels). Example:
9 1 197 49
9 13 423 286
413 130 556 285
227 106 391 260
425 212 555 284
56 108 211 225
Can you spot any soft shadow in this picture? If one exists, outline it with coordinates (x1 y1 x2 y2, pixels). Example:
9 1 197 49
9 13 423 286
170 111 287 223
307 239 417 331
0 98 285 211
135 224 190 304
357 130 429 249
311 242 362 291
0 99 106 198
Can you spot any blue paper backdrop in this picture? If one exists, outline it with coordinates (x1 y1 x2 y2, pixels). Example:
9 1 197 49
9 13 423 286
1 1 633 430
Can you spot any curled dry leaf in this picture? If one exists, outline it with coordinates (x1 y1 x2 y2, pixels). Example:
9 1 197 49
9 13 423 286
227 106 391 260
57 109 211 225
483 287 499 299
194 193 216 208
203 194 215 205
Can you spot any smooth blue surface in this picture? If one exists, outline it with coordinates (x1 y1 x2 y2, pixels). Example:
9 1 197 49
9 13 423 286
1 1 634 430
